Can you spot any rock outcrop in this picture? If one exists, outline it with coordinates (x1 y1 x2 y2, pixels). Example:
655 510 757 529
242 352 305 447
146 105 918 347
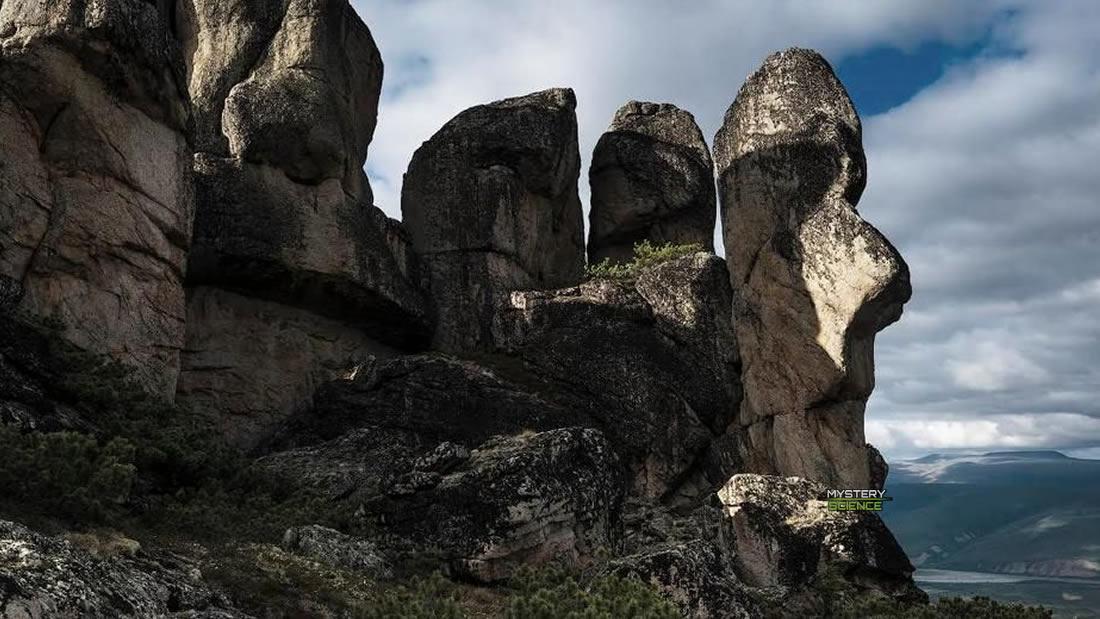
491 253 744 501
713 48 912 488
177 0 382 202
588 101 716 265
402 88 586 352
0 0 192 397
174 0 430 448
0 520 251 618
719 474 926 603
0 4 926 612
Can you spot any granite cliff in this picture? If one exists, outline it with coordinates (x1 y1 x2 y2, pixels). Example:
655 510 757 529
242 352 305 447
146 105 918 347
1 2 928 617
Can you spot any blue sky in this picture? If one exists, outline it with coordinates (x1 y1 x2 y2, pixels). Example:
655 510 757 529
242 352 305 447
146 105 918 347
353 1 1100 461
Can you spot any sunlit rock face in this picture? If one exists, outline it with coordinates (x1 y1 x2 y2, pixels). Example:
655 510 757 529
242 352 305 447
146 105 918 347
401 88 586 353
588 101 716 266
713 48 911 488
0 0 192 397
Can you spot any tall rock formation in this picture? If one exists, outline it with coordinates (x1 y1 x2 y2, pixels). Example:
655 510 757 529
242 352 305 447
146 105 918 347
588 101 716 265
174 0 429 448
402 88 586 353
0 0 192 397
713 49 911 488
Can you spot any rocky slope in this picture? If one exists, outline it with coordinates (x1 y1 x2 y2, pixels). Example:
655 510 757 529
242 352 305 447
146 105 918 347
1 2 929 617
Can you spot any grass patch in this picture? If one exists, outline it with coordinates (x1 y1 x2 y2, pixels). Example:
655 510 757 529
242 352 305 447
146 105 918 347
585 240 705 281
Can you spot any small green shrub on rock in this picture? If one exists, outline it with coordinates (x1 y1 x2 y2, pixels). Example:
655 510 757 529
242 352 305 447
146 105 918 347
585 240 704 281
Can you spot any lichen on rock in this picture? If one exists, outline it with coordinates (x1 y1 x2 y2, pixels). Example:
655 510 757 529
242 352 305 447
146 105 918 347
714 48 912 488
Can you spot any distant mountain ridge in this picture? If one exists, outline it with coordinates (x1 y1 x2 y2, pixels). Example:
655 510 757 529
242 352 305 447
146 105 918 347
883 450 1100 581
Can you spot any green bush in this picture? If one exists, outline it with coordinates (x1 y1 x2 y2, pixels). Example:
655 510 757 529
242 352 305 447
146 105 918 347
504 565 681 619
811 565 1053 619
585 240 705 281
0 425 136 522
357 572 465 619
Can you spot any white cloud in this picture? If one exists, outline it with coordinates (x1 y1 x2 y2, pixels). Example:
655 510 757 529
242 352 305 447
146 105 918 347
947 339 1050 392
868 413 1100 456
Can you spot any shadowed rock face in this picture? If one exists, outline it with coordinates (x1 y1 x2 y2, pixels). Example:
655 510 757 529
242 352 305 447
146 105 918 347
713 49 911 488
491 254 744 501
589 101 716 265
402 88 586 352
0 0 192 396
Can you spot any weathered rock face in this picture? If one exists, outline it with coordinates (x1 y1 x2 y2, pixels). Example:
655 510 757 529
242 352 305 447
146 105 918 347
176 0 382 201
588 101 716 265
713 48 911 488
402 88 586 352
0 0 192 396
718 474 926 603
364 427 624 583
0 520 251 618
174 0 429 447
491 254 745 501
281 524 389 578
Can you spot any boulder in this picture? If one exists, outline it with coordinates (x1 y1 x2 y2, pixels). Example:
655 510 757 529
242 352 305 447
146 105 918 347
0 520 250 618
0 0 192 396
713 49 912 488
362 427 625 583
402 88 586 352
717 474 925 602
589 101 716 265
492 253 744 500
281 524 389 577
607 541 758 619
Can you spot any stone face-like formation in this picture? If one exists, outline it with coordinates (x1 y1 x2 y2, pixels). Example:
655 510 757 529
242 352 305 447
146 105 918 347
402 88 586 352
0 0 192 397
718 474 926 603
713 49 911 488
589 101 716 265
174 1 429 447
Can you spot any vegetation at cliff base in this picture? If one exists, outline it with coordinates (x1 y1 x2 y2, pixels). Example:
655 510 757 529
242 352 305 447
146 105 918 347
585 240 705 280
809 564 1054 619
